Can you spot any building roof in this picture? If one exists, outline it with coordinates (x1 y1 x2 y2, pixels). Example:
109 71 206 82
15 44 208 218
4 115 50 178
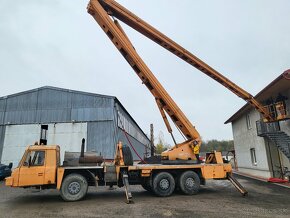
0 86 115 100
225 70 290 124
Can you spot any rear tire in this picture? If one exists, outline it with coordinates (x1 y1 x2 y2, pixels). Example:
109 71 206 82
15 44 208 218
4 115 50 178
60 174 88 202
178 171 200 195
152 172 175 197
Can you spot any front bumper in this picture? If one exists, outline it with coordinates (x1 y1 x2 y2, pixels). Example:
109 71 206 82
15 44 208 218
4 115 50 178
5 176 13 186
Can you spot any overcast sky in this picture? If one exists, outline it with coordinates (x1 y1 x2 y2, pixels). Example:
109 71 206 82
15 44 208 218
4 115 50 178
0 0 290 145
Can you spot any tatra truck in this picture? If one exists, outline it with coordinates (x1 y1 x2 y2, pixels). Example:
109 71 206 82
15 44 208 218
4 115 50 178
6 0 289 203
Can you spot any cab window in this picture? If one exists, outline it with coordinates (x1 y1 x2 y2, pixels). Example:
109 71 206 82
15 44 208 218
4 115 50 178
23 151 45 167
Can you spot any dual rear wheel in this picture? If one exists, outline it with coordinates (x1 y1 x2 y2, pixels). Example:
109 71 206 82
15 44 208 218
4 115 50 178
178 171 200 195
143 171 201 197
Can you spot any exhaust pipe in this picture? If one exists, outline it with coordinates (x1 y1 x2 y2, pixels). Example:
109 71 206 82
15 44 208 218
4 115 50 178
79 138 104 164
80 138 85 158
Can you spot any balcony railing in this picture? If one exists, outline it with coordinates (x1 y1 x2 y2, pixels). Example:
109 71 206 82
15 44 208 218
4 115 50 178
256 120 280 136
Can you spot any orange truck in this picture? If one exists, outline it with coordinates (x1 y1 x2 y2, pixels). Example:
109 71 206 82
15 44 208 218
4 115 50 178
5 141 244 203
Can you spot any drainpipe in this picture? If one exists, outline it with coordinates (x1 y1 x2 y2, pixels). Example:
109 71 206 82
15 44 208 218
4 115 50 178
277 148 283 178
267 141 274 177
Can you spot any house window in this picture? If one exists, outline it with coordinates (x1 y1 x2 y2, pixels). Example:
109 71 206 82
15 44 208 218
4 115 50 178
246 113 252 130
40 125 48 145
250 148 257 166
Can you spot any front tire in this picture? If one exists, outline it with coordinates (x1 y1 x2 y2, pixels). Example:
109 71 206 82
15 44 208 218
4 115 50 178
152 172 175 197
60 174 88 202
178 171 200 195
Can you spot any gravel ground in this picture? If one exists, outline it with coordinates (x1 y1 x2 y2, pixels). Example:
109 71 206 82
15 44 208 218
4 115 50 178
0 175 290 218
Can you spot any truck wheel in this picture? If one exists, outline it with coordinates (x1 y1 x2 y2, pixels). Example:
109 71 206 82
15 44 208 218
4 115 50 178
141 178 152 192
122 146 133 166
60 174 88 202
178 171 200 195
152 172 175 197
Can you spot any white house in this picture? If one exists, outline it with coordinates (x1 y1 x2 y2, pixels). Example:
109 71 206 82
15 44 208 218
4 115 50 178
225 71 290 179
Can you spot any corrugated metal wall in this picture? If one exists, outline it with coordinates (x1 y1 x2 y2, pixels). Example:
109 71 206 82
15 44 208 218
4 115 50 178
115 103 149 146
117 128 148 160
0 87 114 125
0 98 7 125
87 121 117 159
0 126 5 162
36 88 71 123
4 91 38 124
114 102 150 160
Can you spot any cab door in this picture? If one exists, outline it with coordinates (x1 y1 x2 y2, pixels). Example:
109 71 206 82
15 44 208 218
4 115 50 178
18 150 46 186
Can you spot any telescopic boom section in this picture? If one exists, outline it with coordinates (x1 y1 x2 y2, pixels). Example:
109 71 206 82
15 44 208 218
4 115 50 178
87 0 201 146
95 0 274 122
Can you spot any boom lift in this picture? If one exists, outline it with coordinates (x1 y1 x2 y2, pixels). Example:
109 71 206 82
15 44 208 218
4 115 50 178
6 0 253 202
87 0 289 162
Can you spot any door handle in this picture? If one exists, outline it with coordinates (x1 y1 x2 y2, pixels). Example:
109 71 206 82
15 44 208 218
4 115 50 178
38 173 43 176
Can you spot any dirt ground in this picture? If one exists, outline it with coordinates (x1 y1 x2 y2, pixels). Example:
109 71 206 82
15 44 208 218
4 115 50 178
0 175 290 218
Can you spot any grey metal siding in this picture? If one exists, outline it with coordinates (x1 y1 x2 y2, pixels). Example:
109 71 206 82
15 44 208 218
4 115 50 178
71 107 113 122
5 92 37 111
87 121 117 159
0 87 115 124
36 89 71 123
117 128 148 160
71 93 113 122
0 112 4 125
116 102 149 146
72 93 112 108
37 89 71 110
0 98 6 112
36 109 71 123
4 92 37 124
5 110 36 124
0 125 6 162
0 98 7 125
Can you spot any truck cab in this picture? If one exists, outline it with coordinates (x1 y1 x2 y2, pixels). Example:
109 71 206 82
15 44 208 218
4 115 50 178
6 145 60 188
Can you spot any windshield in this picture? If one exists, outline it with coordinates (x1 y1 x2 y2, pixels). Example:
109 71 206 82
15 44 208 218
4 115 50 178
18 150 29 168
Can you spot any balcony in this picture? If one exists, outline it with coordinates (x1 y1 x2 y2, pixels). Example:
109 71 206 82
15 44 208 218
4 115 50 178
256 120 280 137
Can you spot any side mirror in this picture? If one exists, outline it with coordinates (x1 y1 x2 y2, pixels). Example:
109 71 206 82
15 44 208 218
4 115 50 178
8 162 13 169
23 162 29 167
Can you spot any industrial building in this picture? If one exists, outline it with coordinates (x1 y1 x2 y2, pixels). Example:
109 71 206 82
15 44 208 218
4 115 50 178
0 86 150 167
225 72 290 178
